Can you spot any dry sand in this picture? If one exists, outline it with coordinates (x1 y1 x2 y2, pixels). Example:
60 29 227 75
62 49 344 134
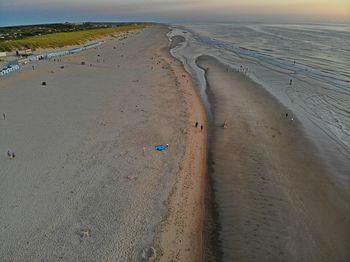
0 25 206 261
197 55 350 262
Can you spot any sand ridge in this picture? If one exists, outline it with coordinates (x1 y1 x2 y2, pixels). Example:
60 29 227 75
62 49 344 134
150 28 207 262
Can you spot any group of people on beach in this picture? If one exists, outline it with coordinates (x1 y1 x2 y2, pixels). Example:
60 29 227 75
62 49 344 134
239 65 249 74
195 121 204 131
7 150 15 159
285 112 294 121
3 113 16 159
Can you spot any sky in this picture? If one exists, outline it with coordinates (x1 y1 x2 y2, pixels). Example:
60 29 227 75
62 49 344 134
0 0 349 26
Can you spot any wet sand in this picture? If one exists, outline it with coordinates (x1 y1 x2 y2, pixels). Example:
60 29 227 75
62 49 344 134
169 35 186 50
197 55 350 261
0 25 206 261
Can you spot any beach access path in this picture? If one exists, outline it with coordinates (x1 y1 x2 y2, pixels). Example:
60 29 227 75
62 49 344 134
0 25 206 261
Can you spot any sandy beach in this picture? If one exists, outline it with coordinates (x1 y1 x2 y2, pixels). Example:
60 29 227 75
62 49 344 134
0 25 206 261
2 21 348 262
197 55 350 261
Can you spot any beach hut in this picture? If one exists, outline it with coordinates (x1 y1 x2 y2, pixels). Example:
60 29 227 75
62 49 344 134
37 54 45 60
28 55 38 61
69 47 82 54
46 50 68 59
84 41 103 49
18 58 29 65
0 64 20 77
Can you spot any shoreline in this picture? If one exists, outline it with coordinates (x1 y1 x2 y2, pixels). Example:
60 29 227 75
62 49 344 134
196 55 350 261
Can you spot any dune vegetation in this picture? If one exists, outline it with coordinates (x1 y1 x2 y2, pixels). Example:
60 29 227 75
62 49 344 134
0 24 146 52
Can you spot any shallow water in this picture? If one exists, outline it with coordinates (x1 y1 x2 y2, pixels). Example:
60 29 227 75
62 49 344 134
168 22 350 186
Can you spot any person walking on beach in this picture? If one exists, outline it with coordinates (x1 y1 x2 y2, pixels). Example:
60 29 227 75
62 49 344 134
195 122 198 127
7 150 16 159
201 125 203 131
289 79 293 85
3 113 5 120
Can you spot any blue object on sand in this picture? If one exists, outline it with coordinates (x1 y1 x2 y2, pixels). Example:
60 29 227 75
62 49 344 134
154 145 168 151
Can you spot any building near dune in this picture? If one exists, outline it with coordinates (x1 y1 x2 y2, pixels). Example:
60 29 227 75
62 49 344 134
18 58 29 65
69 47 85 54
16 49 32 56
28 55 39 61
84 41 104 49
0 52 6 57
68 41 104 54
1 40 105 77
28 54 45 61
0 64 20 77
46 50 69 59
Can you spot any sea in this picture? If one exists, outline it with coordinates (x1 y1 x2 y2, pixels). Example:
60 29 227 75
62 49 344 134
168 23 350 187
